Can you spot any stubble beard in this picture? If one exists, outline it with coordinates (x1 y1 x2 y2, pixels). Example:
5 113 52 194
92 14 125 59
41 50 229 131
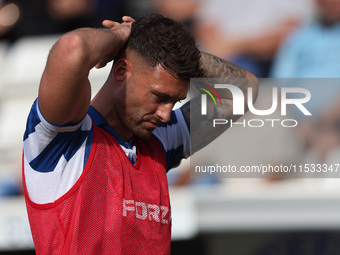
123 107 157 141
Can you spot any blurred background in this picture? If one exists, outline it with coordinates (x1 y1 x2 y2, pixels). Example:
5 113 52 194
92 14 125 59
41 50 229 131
1 0 340 254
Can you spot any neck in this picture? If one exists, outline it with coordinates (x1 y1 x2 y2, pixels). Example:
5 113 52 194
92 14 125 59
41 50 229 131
91 82 133 142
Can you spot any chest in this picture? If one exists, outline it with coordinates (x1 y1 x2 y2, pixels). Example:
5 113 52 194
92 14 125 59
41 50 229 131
90 127 171 223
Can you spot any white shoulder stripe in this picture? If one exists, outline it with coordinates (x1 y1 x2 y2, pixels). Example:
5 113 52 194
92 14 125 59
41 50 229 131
23 122 58 162
24 137 88 204
37 102 91 133
24 110 92 163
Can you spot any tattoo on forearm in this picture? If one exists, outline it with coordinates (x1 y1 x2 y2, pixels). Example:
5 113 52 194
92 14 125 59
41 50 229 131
200 52 247 78
181 51 257 154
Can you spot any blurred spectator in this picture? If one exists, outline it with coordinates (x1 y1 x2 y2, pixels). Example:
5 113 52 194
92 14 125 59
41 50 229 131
0 0 127 43
0 1 20 37
271 0 340 163
0 174 22 197
153 0 198 28
125 0 156 19
192 0 314 77
47 0 97 22
271 0 340 78
47 0 127 32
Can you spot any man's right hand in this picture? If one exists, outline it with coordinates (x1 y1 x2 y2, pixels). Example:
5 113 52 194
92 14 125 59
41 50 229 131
95 16 135 69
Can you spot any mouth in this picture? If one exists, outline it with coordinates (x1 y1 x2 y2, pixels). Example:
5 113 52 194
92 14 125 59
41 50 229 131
142 115 162 131
145 121 158 130
143 117 162 130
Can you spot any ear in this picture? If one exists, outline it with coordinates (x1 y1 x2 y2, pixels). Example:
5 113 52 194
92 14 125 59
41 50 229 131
113 59 131 86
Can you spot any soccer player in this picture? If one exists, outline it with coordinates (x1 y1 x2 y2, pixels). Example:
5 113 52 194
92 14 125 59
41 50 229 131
23 14 257 254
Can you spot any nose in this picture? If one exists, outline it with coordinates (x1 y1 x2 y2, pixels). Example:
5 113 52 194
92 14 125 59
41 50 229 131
155 103 173 123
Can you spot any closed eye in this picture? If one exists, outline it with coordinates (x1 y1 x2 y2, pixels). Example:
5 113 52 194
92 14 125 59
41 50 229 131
152 91 186 105
154 94 170 103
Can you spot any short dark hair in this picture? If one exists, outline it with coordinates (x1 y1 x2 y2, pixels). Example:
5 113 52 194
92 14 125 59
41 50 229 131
117 14 201 80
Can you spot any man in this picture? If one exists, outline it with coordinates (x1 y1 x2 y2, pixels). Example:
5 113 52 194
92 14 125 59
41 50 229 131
23 14 257 254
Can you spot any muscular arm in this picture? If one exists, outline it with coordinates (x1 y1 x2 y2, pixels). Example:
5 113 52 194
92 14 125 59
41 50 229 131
181 51 258 153
38 19 132 126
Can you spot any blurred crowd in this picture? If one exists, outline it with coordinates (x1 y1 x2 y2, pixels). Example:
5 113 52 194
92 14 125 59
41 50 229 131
1 0 340 188
0 0 131 42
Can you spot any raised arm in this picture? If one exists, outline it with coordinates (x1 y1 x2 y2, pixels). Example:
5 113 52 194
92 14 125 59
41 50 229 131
38 18 133 126
181 51 258 153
